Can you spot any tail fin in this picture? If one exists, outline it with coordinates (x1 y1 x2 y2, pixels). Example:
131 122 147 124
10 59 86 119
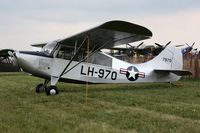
146 45 192 76
146 45 183 70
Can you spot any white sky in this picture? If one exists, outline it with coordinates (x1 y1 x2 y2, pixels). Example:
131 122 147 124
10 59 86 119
0 0 199 50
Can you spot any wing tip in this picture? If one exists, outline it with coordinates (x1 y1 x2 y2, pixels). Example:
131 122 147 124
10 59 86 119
100 20 153 37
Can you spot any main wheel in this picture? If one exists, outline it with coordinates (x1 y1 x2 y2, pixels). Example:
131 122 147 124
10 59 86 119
35 83 45 93
46 86 59 95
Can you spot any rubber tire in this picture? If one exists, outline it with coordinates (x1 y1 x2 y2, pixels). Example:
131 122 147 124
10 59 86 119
46 86 59 96
35 83 44 93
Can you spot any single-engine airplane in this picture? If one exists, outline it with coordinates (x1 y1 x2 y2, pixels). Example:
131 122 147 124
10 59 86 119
3 20 192 95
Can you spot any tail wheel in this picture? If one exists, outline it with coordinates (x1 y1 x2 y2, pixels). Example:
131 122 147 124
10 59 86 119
35 83 45 93
46 86 59 95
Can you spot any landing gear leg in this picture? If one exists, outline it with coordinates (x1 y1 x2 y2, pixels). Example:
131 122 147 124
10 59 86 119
43 79 49 90
45 76 59 96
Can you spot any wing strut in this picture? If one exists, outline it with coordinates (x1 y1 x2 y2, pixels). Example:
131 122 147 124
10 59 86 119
59 37 89 78
62 39 113 75
58 35 113 79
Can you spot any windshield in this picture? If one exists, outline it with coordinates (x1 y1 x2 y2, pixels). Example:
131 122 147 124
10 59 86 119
42 41 58 55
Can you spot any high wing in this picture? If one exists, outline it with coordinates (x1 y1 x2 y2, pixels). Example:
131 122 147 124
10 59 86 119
57 20 152 50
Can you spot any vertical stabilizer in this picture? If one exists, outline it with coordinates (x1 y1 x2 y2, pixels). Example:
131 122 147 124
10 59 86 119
146 45 183 70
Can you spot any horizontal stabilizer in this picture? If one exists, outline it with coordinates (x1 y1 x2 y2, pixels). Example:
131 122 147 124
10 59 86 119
154 69 192 76
31 43 46 48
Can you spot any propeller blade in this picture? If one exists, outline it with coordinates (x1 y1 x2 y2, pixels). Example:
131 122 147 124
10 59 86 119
176 44 185 47
191 42 195 47
126 43 134 48
193 48 197 51
136 42 144 48
186 43 190 47
164 41 171 48
8 51 14 57
155 43 163 48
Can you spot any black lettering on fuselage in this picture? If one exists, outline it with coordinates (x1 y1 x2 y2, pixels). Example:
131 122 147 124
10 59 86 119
80 65 117 80
88 67 94 76
80 65 86 75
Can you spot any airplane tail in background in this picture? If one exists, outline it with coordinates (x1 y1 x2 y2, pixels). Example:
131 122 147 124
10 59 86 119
146 45 192 76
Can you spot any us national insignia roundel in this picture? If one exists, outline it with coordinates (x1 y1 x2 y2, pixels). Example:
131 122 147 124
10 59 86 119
126 66 139 81
120 66 145 81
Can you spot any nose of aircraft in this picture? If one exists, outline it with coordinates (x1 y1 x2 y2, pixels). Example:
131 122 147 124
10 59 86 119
13 51 27 67
12 51 38 73
12 51 29 69
11 51 29 72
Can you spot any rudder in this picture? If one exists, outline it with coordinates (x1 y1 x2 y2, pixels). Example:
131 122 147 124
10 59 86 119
146 45 183 70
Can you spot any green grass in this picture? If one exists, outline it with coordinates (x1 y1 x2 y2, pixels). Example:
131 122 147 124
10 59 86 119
0 72 199 133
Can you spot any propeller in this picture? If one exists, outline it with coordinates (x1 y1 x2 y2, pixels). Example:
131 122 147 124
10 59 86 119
189 43 199 54
150 41 171 56
155 41 171 48
134 42 156 56
182 42 196 54
186 42 195 47
124 42 145 56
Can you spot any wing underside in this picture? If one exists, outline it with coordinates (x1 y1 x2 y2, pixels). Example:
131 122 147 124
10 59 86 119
30 20 152 52
58 20 152 50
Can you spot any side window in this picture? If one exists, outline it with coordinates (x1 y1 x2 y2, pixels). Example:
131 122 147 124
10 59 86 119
89 52 112 67
55 45 112 67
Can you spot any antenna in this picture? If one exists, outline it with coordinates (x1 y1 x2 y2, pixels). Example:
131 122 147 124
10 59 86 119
86 36 90 105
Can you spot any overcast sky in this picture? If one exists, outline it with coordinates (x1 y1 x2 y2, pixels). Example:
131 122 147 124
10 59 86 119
0 0 200 50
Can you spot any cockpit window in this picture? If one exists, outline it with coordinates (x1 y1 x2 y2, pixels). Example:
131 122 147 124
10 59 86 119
42 41 58 55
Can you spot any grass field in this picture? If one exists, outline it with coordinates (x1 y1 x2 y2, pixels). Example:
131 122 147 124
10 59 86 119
0 73 200 133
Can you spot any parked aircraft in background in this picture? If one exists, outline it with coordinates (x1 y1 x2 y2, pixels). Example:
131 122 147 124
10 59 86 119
0 49 20 72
